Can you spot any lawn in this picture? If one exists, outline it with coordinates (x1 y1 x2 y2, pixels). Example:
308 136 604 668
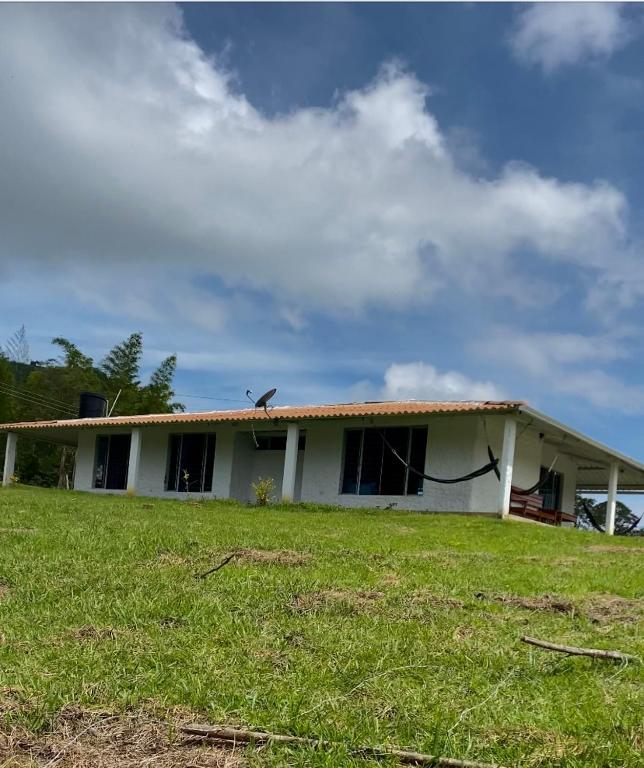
0 486 642 767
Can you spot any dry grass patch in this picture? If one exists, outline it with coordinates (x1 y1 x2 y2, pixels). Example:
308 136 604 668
0 688 31 717
66 626 124 643
392 525 417 534
475 592 574 615
585 545 643 555
154 553 189 567
289 589 384 614
484 724 585 766
379 573 402 587
0 708 241 767
414 549 496 563
475 591 644 624
517 555 581 566
583 595 644 625
452 626 475 642
236 549 310 566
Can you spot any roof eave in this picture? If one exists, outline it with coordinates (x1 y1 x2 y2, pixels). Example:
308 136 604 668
518 405 644 474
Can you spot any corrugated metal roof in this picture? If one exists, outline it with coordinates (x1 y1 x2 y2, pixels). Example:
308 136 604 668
0 400 523 431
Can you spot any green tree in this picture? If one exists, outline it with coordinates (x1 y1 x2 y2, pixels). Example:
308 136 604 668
99 333 181 416
51 337 94 370
0 354 15 471
4 332 182 488
138 354 184 414
576 494 641 535
0 353 15 424
99 332 143 414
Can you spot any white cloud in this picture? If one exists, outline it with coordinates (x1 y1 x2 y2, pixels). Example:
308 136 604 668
0 4 629 316
477 327 631 378
553 368 644 413
382 362 504 401
476 327 644 413
510 3 632 73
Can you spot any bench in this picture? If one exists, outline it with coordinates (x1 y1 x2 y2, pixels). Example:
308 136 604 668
510 489 577 526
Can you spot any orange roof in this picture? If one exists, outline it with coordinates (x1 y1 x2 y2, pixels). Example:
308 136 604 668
0 400 523 432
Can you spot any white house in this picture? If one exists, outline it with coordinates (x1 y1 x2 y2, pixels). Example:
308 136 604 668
2 400 644 534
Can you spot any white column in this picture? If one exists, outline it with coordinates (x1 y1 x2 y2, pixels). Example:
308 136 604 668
2 432 17 487
606 462 619 536
281 422 299 502
126 428 142 494
212 430 235 499
498 417 517 519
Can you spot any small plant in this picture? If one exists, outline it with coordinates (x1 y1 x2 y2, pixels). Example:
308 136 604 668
252 476 275 506
9 474 19 485
182 468 190 492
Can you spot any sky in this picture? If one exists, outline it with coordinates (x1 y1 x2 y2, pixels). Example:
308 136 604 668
2 2 644 464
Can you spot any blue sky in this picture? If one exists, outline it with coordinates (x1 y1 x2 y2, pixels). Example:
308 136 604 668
2 3 644 462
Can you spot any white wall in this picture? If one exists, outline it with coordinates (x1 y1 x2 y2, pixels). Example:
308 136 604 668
299 414 484 512
74 424 304 502
74 430 96 490
470 417 543 514
70 413 578 515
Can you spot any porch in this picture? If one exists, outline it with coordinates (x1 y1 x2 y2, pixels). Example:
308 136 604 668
497 407 644 532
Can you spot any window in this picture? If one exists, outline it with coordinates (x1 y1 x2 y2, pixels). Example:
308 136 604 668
538 467 562 510
255 433 306 451
166 433 216 492
341 426 428 496
94 434 131 490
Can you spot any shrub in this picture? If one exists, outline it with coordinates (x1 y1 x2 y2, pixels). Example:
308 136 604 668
252 476 275 506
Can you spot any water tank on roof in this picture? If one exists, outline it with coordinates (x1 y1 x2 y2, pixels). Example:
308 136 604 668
78 392 108 419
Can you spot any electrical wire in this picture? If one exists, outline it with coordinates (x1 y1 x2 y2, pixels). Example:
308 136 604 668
0 381 75 411
0 383 76 417
174 393 250 404
0 381 76 411
0 384 75 414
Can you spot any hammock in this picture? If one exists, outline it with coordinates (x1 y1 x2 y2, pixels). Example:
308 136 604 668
511 457 558 496
381 432 499 485
580 498 643 535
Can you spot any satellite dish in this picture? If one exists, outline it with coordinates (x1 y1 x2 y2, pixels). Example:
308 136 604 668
245 387 277 447
255 388 277 410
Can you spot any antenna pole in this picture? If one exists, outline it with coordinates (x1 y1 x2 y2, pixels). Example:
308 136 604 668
107 389 122 417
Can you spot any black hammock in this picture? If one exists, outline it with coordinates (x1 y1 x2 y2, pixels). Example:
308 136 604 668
510 455 560 496
381 432 499 485
580 498 643 535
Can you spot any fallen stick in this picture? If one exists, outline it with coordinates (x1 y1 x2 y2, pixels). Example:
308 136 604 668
520 636 639 663
181 724 504 768
196 552 240 580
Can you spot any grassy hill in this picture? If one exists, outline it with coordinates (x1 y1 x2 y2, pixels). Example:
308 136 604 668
0 486 642 766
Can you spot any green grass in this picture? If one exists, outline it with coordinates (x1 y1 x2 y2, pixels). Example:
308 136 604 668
0 486 642 766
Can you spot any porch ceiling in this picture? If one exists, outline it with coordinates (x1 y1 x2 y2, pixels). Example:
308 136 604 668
519 406 644 493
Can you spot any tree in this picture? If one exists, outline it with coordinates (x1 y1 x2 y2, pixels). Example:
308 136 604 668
4 325 30 364
99 332 143 414
576 494 641 535
5 332 182 488
52 337 94 370
138 354 184 414
0 353 14 424
0 354 15 471
98 333 182 416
